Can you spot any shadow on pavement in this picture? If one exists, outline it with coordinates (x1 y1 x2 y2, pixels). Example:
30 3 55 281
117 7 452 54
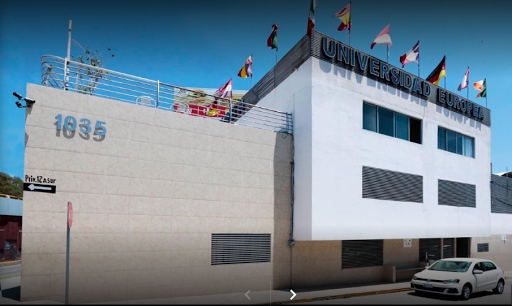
407 289 495 301
2 286 21 301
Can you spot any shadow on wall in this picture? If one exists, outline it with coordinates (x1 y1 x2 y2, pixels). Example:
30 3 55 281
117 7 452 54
436 105 482 131
318 60 427 109
272 131 294 290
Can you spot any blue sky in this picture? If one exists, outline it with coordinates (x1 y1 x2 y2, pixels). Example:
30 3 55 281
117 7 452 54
1 0 511 178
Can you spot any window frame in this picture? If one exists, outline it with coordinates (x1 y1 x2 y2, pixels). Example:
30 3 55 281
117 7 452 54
362 101 422 145
438 126 475 158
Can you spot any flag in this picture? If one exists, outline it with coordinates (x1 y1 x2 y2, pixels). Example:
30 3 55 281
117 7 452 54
307 0 318 36
214 79 232 99
371 24 392 49
334 3 351 32
457 67 470 91
267 24 278 50
426 56 446 85
399 41 419 68
474 79 487 98
238 56 253 78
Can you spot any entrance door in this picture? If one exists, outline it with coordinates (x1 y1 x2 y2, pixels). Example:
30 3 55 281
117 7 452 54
456 238 470 258
419 238 441 264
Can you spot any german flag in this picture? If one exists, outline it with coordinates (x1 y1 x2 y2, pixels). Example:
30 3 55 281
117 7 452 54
426 56 446 85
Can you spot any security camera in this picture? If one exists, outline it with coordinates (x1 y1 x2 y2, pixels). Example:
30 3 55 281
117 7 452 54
13 92 23 100
15 101 24 108
24 97 36 106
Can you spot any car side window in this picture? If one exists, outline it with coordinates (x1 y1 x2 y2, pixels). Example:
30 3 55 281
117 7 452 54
483 262 496 271
473 262 484 271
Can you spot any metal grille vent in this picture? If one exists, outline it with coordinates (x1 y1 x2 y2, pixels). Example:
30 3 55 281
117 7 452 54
342 240 383 269
362 166 423 203
438 179 476 208
491 174 512 214
211 233 271 265
419 238 441 262
477 243 489 252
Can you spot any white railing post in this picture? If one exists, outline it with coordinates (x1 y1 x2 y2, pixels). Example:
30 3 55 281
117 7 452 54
156 80 160 109
64 58 69 91
229 98 232 124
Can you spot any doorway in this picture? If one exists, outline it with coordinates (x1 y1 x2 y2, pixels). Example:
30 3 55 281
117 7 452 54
456 238 471 258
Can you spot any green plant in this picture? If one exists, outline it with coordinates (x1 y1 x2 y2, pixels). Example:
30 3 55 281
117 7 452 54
70 39 114 95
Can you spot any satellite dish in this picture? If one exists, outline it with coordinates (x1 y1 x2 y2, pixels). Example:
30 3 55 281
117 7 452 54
136 95 156 107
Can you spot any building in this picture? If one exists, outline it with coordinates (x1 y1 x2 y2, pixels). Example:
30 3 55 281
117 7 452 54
0 194 23 261
20 30 512 303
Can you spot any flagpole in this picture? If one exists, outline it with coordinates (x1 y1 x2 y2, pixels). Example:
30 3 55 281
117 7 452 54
250 53 253 88
349 1 352 46
467 66 469 100
387 45 389 63
418 41 420 78
444 55 447 89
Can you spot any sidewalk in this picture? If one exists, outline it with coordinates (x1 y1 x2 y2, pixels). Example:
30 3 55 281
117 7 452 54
7 272 512 305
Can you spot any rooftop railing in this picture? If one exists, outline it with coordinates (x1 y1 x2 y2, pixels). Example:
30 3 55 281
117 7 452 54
41 55 292 134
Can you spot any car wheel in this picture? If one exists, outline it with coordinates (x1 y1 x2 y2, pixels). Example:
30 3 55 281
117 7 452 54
493 279 505 294
460 284 472 300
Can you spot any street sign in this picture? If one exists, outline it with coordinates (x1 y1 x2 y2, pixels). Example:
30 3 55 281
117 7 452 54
68 202 73 228
23 183 56 193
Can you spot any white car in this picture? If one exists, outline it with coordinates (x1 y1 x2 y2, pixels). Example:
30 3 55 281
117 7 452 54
410 258 505 300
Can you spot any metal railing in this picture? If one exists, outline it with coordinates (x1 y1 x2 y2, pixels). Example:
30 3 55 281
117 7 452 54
41 55 292 134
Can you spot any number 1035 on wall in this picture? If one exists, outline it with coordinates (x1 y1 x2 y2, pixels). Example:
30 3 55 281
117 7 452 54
55 114 107 136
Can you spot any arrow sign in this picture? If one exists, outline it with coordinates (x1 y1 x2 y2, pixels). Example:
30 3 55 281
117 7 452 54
290 289 296 300
23 183 56 193
245 290 251 300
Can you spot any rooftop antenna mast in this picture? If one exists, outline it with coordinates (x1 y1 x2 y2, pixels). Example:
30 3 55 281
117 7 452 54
65 20 72 91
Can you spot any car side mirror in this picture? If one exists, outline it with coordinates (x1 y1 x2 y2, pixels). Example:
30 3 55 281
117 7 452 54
473 269 483 274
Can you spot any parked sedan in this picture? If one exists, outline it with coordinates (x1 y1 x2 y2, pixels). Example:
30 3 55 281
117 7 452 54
410 258 505 300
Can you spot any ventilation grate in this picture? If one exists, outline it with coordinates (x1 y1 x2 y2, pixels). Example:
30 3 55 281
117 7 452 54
491 174 512 214
477 243 489 252
438 179 476 208
211 233 271 265
362 166 423 203
342 240 383 269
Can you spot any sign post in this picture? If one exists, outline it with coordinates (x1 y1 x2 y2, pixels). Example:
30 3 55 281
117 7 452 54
65 202 73 304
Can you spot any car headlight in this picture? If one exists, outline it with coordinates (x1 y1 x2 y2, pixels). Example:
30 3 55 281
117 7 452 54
412 275 418 280
442 279 460 284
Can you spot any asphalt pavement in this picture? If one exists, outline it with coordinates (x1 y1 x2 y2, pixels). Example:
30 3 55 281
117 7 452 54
300 279 512 305
0 264 21 278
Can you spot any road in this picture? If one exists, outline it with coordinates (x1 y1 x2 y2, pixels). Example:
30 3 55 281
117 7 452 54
0 264 21 278
301 279 512 305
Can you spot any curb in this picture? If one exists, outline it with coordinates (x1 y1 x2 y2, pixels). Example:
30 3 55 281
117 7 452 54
255 287 412 305
0 260 21 267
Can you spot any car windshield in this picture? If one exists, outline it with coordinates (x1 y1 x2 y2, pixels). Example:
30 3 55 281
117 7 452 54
428 260 471 272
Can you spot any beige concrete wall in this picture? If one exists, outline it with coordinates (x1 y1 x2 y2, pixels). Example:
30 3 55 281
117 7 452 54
21 84 292 303
471 235 512 271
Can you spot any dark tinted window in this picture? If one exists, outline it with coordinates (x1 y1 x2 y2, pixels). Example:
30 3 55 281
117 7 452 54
483 262 496 271
395 113 409 140
363 103 377 132
378 108 394 137
477 243 489 252
446 129 456 153
438 127 446 150
363 102 422 144
473 262 485 271
410 118 422 144
438 126 475 158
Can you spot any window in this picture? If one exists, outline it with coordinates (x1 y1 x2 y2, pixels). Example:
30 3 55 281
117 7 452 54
438 127 475 158
477 243 489 253
473 262 484 271
362 102 422 144
443 238 455 258
363 103 377 132
438 179 476 208
342 240 383 269
419 238 441 262
483 262 496 270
